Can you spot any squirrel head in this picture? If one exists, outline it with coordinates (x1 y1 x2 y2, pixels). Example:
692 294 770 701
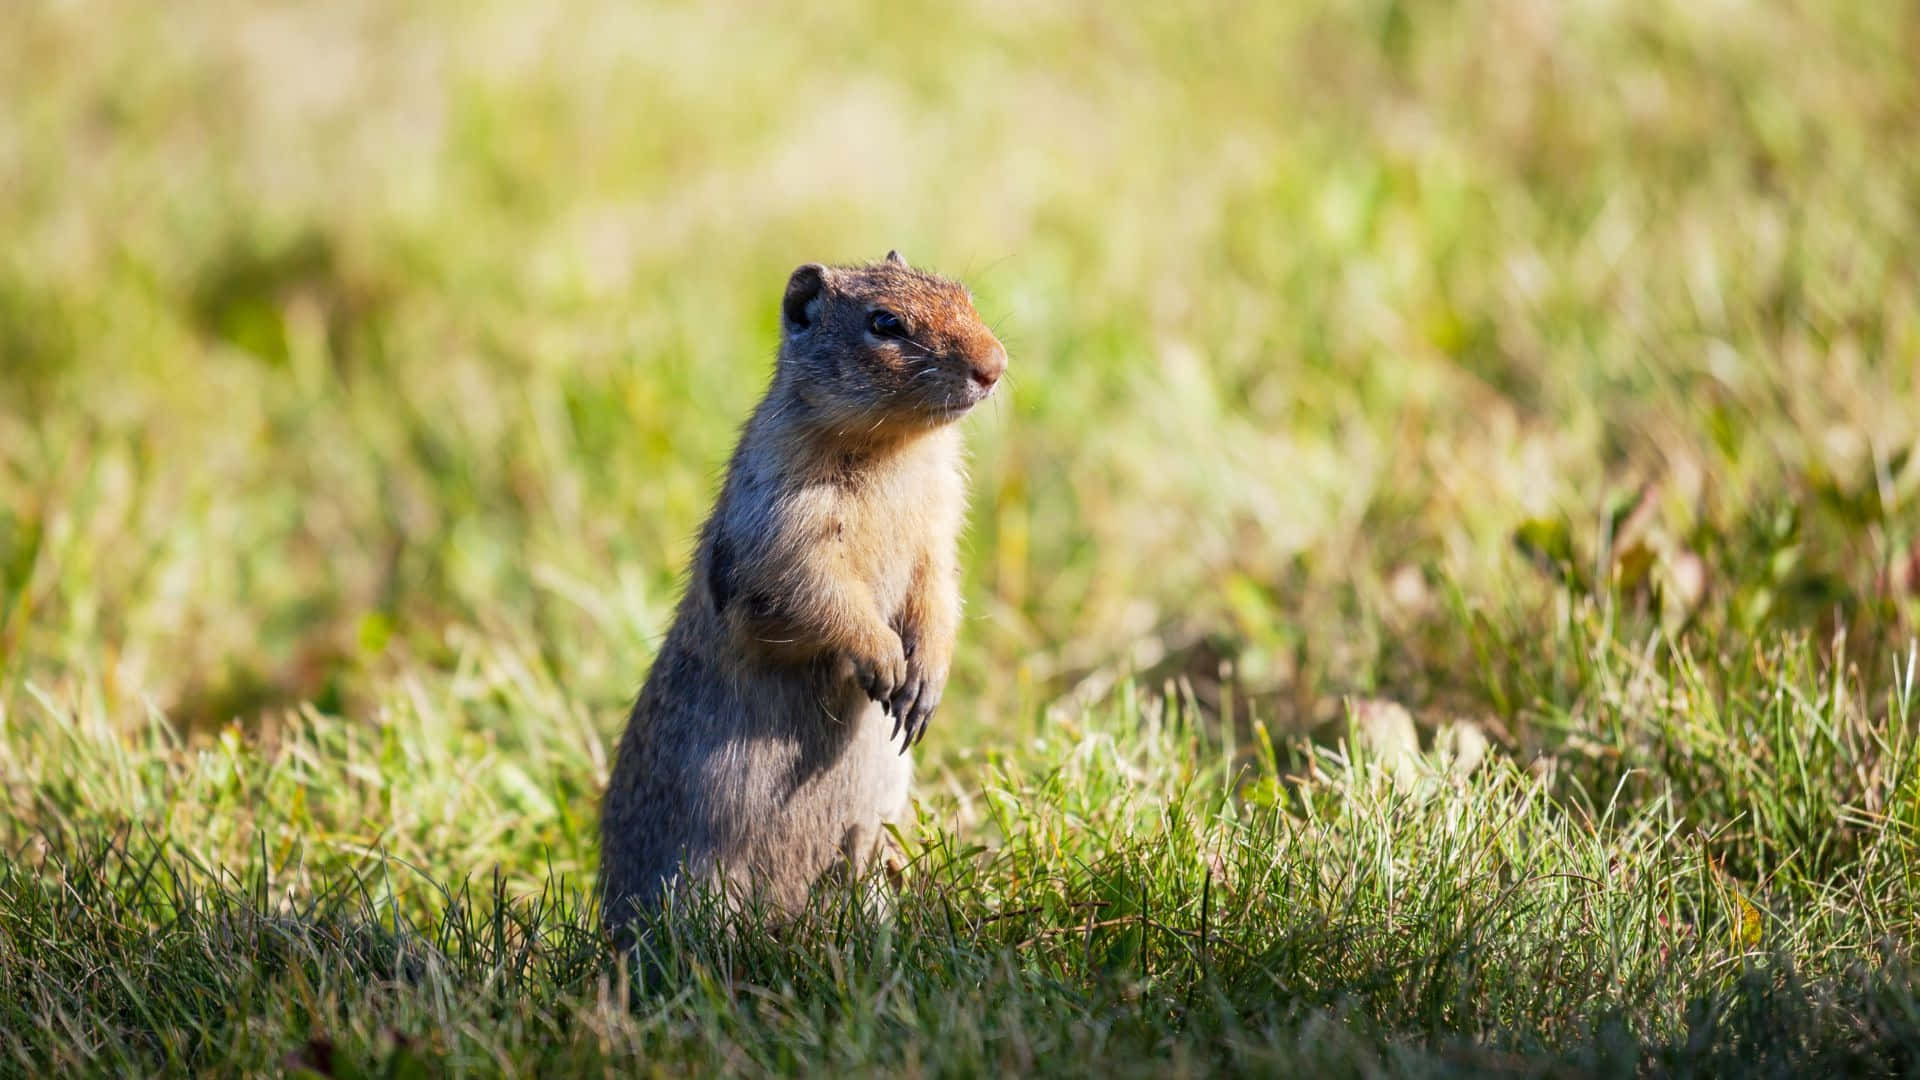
775 252 1007 438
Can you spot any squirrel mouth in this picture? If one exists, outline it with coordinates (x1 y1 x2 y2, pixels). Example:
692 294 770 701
935 390 988 417
959 379 999 409
918 377 996 421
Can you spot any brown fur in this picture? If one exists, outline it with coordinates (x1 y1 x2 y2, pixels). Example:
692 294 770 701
599 252 1005 931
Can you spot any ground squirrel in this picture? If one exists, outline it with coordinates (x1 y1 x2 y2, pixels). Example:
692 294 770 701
599 251 1006 931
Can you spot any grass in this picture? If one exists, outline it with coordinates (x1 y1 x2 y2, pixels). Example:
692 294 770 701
3 0 1920 1074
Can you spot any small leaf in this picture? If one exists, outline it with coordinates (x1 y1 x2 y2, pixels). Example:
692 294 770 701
357 612 393 654
1768 544 1802 583
1737 585 1775 628
1514 516 1581 589
1241 775 1284 810
1730 891 1763 949
1613 540 1657 592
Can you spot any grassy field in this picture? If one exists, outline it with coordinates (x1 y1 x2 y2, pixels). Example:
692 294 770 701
4 0 1920 1074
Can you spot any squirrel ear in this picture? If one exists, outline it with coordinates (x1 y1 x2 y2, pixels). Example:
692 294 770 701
782 264 829 331
885 249 906 266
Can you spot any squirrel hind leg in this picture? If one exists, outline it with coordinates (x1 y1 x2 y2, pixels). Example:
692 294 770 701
825 822 906 922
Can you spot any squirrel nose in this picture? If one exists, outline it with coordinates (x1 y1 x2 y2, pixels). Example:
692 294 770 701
969 344 1007 390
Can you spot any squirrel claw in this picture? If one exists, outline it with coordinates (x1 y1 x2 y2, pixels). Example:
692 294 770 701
888 680 921 728
894 687 940 753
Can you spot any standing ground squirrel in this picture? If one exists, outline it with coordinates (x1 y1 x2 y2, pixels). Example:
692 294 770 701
599 251 1006 931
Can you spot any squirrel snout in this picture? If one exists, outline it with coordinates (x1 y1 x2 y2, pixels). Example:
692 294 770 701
969 345 1008 391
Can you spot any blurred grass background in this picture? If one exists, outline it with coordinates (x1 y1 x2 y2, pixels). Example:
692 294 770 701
3 0 1920 1073
8 0 1913 736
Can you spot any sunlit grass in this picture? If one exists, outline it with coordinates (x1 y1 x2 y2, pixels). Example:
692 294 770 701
3 0 1919 1073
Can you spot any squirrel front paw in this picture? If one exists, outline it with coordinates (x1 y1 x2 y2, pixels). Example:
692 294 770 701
883 625 943 752
837 629 908 709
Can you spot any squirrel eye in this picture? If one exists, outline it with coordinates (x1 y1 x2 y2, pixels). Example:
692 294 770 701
867 310 906 338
